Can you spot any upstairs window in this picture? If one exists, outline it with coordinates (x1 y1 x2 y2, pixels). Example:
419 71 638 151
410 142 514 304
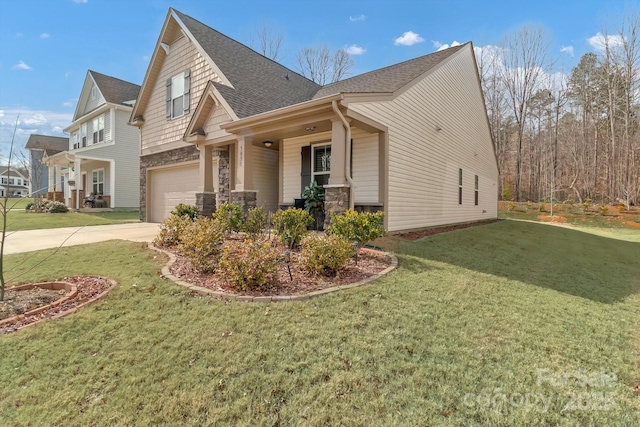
475 175 479 205
91 86 98 100
72 131 79 149
92 115 104 144
1 177 6 185
80 123 87 147
166 69 191 119
92 169 104 195
312 145 331 187
458 168 463 205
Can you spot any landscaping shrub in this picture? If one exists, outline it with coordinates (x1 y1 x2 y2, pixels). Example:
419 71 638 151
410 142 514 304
178 217 224 273
212 203 243 235
171 203 198 220
598 204 609 216
326 209 385 247
507 201 516 211
300 233 354 276
24 202 34 211
154 214 193 247
243 206 268 236
218 238 280 291
271 208 313 248
582 198 592 212
47 201 69 213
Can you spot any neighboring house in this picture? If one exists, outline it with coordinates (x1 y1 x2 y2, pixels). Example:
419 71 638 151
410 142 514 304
44 70 141 209
131 8 498 232
0 167 29 197
25 134 68 196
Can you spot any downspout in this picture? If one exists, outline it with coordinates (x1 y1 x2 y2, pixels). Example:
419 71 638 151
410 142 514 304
331 100 355 210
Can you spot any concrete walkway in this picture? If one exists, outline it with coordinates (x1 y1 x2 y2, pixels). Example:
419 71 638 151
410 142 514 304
3 223 160 255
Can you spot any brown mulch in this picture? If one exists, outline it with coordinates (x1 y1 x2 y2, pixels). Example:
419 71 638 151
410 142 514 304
538 214 567 223
0 276 114 334
395 219 499 240
169 248 392 297
0 287 67 321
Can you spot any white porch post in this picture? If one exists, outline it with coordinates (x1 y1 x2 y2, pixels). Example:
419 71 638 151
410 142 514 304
74 159 81 210
233 137 254 191
110 160 116 208
48 166 54 193
328 118 347 185
198 145 214 192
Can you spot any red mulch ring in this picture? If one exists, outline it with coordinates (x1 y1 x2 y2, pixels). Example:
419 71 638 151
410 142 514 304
395 219 499 240
169 248 392 297
538 215 567 223
0 276 115 334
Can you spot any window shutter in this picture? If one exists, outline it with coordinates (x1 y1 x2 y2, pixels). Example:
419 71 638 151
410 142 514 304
183 68 191 114
300 146 311 195
166 78 172 118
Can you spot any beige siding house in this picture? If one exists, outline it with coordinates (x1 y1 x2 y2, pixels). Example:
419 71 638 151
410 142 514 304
45 71 141 209
132 8 498 232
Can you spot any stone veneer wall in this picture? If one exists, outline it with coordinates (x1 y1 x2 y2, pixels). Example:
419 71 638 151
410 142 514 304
215 150 230 206
324 186 350 228
231 190 257 215
139 146 199 221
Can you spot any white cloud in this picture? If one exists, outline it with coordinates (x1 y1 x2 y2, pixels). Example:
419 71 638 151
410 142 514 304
394 31 424 46
349 14 366 22
40 33 50 39
587 32 625 51
62 101 75 107
0 107 72 157
433 40 461 51
15 32 23 38
560 45 574 57
345 44 366 55
73 0 88 3
12 61 32 71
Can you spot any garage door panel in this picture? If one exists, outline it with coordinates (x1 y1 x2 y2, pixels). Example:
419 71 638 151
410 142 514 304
149 164 198 223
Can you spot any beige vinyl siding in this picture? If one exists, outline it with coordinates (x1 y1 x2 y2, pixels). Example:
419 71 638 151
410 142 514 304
83 84 105 115
252 146 278 213
281 131 331 204
351 134 379 203
348 45 498 232
140 34 216 155
203 105 233 140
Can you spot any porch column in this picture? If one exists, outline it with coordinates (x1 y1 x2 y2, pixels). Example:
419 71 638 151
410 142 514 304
48 166 54 192
231 137 257 213
109 160 116 208
215 149 230 206
74 159 81 210
324 118 350 227
196 145 216 217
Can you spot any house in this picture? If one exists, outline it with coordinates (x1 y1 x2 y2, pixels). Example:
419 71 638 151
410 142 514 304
0 167 29 198
131 8 498 232
44 70 141 210
25 134 68 197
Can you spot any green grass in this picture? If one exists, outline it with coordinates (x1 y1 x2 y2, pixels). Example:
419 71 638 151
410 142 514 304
3 198 140 231
1 221 639 426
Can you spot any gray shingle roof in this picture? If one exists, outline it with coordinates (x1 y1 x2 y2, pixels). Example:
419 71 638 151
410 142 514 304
174 10 321 118
314 44 468 99
25 134 68 152
89 70 141 105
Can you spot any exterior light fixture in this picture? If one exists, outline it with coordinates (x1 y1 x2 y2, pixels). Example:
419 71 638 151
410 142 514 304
305 126 316 132
263 140 273 148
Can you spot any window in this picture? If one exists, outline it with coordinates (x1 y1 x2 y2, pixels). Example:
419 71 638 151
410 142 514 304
92 115 104 144
91 86 98 100
458 168 463 205
72 131 79 149
9 178 14 185
166 69 191 119
92 169 104 195
474 175 479 206
80 123 87 147
1 177 6 185
312 145 331 187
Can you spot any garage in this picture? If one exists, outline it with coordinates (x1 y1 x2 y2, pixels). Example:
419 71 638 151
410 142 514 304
148 163 199 223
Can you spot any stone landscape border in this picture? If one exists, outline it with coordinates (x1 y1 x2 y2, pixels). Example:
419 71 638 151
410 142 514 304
149 243 398 302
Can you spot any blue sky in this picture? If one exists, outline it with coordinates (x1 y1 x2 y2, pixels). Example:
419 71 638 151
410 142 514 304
0 0 627 157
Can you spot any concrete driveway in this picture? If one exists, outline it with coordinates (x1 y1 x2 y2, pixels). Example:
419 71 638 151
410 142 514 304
3 223 160 255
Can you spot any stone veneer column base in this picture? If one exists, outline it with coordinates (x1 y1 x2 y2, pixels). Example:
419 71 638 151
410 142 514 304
324 185 350 229
231 190 257 214
196 192 217 217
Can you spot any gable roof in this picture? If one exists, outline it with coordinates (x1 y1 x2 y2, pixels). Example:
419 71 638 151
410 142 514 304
89 70 141 105
0 166 29 179
25 134 68 153
314 43 468 99
173 10 321 119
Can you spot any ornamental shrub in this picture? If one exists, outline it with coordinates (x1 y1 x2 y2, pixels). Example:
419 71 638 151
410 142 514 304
326 209 385 247
271 208 313 248
171 203 198 220
25 202 34 211
218 238 280 291
47 201 69 213
154 214 193 247
243 206 268 236
300 233 353 277
178 217 224 273
212 203 243 236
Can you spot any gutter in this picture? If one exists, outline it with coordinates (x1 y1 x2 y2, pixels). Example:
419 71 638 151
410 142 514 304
331 100 354 210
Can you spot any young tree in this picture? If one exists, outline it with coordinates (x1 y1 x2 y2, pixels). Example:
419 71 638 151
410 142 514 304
295 44 354 85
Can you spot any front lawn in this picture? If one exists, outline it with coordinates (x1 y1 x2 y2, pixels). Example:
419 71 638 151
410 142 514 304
3 198 140 231
0 221 638 426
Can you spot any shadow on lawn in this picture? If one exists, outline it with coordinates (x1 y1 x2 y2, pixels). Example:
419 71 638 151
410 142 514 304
390 220 640 304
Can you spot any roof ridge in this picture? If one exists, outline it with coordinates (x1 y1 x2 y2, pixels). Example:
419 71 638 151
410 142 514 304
89 70 141 88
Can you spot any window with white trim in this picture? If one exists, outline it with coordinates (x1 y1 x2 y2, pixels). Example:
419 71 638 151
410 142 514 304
458 168 463 205
80 123 87 147
474 175 479 205
92 115 104 144
166 69 191 119
312 145 331 187
92 169 104 195
91 86 98 100
72 131 79 149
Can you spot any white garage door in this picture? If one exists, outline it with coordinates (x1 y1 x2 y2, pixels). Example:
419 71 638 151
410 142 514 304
149 164 199 223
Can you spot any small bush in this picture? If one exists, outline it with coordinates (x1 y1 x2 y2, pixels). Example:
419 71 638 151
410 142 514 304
272 208 313 248
300 233 354 277
507 201 516 212
25 202 34 211
582 198 592 211
326 209 385 247
154 214 193 247
525 200 532 209
219 238 280 291
47 201 69 213
243 206 268 236
178 217 224 273
171 203 198 220
213 203 243 235
598 204 609 216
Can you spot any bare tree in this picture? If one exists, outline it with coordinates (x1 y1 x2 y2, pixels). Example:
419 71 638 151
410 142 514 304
295 44 354 85
500 25 551 200
249 23 285 61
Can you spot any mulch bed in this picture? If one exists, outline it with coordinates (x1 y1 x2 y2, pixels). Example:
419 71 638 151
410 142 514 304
0 276 114 334
395 219 499 240
169 247 392 297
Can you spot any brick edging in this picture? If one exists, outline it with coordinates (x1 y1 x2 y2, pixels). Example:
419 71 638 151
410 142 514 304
149 243 398 303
